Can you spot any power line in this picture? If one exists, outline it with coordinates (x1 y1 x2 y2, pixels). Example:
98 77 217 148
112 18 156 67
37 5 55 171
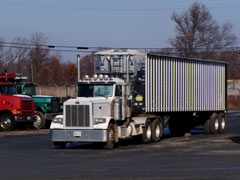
2 2 240 12
1 41 240 51
0 45 239 55
0 45 93 53
0 42 91 50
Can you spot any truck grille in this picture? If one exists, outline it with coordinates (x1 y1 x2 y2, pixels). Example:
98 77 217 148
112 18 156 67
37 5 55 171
65 105 90 127
21 99 33 115
51 98 60 113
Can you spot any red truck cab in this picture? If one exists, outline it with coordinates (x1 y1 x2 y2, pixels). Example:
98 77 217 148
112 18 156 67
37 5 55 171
0 74 35 131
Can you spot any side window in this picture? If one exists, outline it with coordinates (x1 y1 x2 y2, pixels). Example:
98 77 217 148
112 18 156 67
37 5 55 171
16 86 22 94
115 85 122 97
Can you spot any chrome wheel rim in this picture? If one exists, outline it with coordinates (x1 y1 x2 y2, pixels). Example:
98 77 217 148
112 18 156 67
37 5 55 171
221 118 226 129
146 125 151 140
214 119 219 130
1 117 11 130
34 115 41 127
155 124 161 138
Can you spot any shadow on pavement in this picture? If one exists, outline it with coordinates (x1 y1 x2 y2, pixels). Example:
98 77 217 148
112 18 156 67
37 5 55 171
229 136 240 144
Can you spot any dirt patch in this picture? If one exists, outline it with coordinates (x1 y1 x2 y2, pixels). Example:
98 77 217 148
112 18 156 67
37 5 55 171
0 129 49 136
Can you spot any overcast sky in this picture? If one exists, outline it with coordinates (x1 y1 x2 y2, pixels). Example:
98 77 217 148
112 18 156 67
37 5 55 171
0 0 239 62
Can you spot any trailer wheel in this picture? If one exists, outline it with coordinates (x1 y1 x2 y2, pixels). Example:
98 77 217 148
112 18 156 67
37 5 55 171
218 113 226 133
151 119 162 142
33 111 46 129
53 142 67 149
104 123 117 149
142 119 152 143
209 113 219 134
203 119 210 134
0 114 16 131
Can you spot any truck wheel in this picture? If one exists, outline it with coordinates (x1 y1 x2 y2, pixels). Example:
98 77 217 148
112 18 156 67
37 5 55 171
33 111 46 129
104 123 117 149
203 119 210 134
209 113 219 134
0 114 16 131
53 142 67 149
142 119 152 143
151 119 162 142
218 113 226 133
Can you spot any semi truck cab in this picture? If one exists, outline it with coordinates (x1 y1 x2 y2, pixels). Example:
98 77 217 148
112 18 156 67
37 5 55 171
51 75 135 148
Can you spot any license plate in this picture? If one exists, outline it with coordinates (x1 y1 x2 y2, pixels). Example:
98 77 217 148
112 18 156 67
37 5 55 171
73 131 82 137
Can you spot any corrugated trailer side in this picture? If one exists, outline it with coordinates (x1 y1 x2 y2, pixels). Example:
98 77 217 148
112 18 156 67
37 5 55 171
145 54 227 113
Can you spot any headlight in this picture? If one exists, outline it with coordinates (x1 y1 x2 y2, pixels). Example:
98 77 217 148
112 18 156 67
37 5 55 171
12 109 20 115
94 118 106 124
53 117 63 124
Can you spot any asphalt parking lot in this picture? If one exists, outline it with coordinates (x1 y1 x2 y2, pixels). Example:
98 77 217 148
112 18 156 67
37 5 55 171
0 110 240 180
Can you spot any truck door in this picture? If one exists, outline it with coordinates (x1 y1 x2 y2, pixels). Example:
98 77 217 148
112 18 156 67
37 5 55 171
113 85 124 120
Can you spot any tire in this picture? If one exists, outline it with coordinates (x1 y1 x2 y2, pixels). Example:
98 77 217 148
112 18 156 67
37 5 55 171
104 123 117 149
142 119 152 143
209 113 219 134
0 114 16 131
218 113 226 133
203 119 210 134
151 119 162 142
33 111 46 129
53 142 67 149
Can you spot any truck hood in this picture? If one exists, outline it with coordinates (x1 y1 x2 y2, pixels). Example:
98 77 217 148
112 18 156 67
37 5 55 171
33 95 56 98
33 95 56 104
66 97 112 104
1 95 34 113
13 94 32 99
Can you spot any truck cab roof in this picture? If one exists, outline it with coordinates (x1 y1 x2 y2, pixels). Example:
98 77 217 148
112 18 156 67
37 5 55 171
78 77 124 85
0 82 15 86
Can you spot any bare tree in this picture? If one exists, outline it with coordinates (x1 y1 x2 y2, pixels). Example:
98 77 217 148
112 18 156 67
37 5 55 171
29 32 50 82
169 2 238 59
4 37 30 74
80 53 95 78
0 37 5 71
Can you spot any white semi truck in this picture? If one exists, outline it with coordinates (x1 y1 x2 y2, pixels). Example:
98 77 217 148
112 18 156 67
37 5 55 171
50 49 227 149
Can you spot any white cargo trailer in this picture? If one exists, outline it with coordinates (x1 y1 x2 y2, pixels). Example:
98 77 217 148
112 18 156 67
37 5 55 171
50 49 227 149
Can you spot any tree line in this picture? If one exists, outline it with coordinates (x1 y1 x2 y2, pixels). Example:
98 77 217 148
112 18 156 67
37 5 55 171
0 32 95 86
154 2 239 79
0 2 239 85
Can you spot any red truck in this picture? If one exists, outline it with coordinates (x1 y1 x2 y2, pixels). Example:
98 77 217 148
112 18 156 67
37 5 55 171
0 73 35 131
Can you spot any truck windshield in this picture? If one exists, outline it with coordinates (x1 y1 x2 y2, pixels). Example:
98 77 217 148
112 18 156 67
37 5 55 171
78 84 113 97
24 85 36 96
0 85 17 95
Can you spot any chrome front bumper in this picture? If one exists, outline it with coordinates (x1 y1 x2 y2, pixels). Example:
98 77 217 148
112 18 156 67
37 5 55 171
50 129 107 142
15 115 36 122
